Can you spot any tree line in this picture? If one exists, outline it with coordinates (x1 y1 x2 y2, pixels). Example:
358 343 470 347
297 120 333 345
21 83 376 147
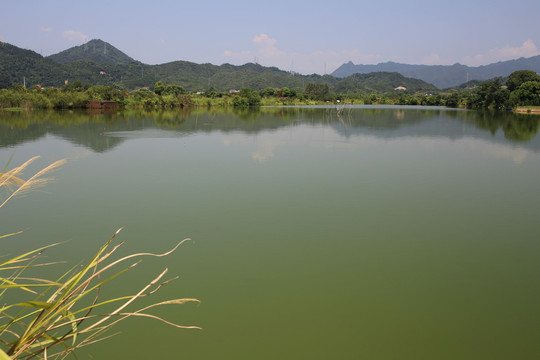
1 70 539 110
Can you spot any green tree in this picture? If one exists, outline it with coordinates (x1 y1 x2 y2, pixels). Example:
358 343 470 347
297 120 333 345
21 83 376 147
445 93 460 108
62 80 89 93
233 88 261 107
279 87 297 98
260 87 276 97
87 85 123 101
510 81 540 106
423 95 443 106
492 88 510 109
163 84 186 96
154 81 165 95
407 96 419 105
305 83 330 100
472 78 504 108
11 84 26 92
205 86 218 98
506 70 540 91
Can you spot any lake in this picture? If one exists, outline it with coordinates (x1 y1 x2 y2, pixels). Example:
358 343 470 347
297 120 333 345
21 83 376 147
1 106 539 359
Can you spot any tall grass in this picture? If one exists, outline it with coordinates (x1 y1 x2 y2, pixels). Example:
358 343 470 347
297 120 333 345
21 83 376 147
0 157 199 360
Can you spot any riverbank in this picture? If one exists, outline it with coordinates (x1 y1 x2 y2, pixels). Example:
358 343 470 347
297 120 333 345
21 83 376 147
516 107 540 114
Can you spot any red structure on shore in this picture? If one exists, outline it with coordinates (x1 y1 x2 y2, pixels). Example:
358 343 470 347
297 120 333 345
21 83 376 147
87 100 117 109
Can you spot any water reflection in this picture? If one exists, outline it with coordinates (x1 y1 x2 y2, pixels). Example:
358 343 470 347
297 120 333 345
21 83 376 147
1 106 538 153
2 105 540 360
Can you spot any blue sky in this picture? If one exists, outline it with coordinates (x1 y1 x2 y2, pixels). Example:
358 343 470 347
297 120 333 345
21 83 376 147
1 0 539 74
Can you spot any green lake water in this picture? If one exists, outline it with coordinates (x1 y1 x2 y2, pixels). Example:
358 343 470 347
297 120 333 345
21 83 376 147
1 106 539 359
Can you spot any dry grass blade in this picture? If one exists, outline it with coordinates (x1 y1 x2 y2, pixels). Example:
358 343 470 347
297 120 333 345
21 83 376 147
0 157 38 190
0 158 66 210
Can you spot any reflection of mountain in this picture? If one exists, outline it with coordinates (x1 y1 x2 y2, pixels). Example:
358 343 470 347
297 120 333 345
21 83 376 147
50 123 129 153
1 107 539 153
0 111 135 152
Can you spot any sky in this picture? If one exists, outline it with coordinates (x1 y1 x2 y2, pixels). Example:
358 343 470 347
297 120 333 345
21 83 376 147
1 0 540 75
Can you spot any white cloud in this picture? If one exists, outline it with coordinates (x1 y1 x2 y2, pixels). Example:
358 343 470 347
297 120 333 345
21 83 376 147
461 40 540 66
253 34 276 47
40 26 53 33
62 30 89 43
251 33 287 62
221 33 382 74
0 34 4 42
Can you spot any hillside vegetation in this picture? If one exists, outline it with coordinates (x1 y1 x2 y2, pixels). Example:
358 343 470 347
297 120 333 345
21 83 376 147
47 39 135 64
0 40 457 93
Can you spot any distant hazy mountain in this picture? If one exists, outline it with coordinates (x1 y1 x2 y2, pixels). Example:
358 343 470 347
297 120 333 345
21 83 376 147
47 39 135 64
332 56 540 89
333 72 437 94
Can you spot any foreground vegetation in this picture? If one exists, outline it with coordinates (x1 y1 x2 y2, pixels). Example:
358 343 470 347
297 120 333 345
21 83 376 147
1 157 199 359
0 70 539 112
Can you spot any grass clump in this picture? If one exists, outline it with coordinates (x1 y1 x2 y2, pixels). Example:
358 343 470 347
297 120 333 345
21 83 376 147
0 157 199 360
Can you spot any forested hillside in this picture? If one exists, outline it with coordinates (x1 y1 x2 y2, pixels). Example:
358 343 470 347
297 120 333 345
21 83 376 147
1 40 439 94
0 42 66 88
47 39 135 64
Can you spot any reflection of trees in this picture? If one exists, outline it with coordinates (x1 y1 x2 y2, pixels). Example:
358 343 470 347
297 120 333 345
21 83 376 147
467 110 539 142
232 106 261 121
2 106 539 153
502 116 539 141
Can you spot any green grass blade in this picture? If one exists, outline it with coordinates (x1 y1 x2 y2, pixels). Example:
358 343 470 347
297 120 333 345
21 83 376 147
0 348 12 360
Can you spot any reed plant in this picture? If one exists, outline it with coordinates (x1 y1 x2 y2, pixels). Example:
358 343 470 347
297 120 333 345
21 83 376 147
0 157 199 360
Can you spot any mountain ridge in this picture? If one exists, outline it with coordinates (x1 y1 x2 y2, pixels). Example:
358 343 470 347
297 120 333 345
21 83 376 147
331 56 540 88
1 39 537 92
1 40 438 92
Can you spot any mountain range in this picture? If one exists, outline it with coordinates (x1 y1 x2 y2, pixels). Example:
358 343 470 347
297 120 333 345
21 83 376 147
331 57 540 89
1 39 539 92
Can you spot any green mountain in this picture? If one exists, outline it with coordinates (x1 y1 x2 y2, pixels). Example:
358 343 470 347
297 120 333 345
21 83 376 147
47 39 135 64
0 42 67 88
0 40 450 93
332 56 540 89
